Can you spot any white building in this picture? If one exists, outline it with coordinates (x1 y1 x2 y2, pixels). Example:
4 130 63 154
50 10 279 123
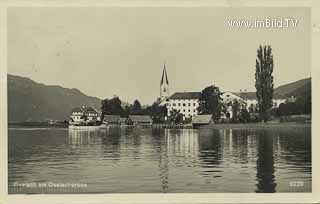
221 91 287 112
69 106 99 125
70 107 86 125
163 92 201 118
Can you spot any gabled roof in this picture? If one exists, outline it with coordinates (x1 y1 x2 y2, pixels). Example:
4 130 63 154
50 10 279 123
129 115 153 123
232 92 257 100
168 92 201 100
233 92 286 100
192 115 213 124
71 107 83 113
71 106 98 114
84 107 98 113
103 115 120 123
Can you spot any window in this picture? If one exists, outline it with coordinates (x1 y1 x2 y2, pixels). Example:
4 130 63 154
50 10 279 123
173 103 176 106
188 109 190 112
178 103 180 106
183 103 186 106
188 103 191 106
193 103 196 106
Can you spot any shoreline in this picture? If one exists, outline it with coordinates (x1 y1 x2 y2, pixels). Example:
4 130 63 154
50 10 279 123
8 122 311 130
204 122 311 130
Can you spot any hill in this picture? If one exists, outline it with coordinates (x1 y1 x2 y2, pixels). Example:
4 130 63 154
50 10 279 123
274 77 311 98
8 74 102 122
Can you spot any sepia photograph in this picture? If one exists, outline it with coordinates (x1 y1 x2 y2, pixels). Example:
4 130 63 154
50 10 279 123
6 6 311 195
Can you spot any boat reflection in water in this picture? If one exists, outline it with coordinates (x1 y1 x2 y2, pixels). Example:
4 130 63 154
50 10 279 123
9 126 311 193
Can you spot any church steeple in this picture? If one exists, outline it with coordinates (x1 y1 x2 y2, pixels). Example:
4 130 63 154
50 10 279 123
161 63 169 85
160 62 169 101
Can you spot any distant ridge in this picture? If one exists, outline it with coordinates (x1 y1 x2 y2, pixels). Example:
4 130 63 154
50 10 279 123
7 74 311 122
8 74 102 122
274 77 311 98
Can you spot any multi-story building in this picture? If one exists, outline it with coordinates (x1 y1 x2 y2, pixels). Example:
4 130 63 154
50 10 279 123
69 106 99 125
164 92 201 118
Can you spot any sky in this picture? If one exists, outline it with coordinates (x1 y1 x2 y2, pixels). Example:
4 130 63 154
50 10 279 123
7 7 310 105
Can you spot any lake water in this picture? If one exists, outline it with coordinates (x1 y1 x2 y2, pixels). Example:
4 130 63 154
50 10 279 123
8 126 311 193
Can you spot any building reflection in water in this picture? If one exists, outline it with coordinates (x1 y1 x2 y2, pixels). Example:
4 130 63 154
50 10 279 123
198 129 222 169
68 129 93 146
156 129 200 192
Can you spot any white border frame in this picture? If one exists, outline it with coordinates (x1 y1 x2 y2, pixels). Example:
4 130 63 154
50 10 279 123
1 1 319 203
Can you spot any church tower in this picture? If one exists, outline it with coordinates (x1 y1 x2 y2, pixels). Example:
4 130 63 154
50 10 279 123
160 63 169 101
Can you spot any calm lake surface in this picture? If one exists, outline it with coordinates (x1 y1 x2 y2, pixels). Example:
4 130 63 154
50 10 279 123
8 126 311 193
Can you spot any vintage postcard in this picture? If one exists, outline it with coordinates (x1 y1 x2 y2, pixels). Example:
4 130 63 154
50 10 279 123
0 1 319 204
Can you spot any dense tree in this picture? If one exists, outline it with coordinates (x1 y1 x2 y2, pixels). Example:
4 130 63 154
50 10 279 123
239 108 250 123
197 85 223 121
145 102 167 123
296 94 311 114
248 104 257 113
255 45 274 122
231 100 241 123
169 109 184 124
131 99 142 115
123 105 131 117
101 96 124 121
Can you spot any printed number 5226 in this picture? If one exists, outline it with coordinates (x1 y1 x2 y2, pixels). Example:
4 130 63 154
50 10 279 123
289 181 304 187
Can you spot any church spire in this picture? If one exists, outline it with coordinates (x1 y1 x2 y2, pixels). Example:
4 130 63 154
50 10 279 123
160 62 169 101
160 62 169 85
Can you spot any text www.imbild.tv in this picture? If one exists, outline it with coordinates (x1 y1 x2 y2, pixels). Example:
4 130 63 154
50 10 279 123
227 18 299 28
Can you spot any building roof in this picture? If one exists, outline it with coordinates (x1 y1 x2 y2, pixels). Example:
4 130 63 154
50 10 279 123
129 115 153 123
84 107 98 113
192 114 213 124
232 92 257 100
232 92 286 100
71 106 98 114
104 115 120 123
71 107 84 113
169 92 201 100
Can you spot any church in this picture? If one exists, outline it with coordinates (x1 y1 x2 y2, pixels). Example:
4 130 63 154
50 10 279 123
158 63 201 119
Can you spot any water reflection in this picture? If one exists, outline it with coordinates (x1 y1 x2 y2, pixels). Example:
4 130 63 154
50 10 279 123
256 131 276 193
9 126 311 193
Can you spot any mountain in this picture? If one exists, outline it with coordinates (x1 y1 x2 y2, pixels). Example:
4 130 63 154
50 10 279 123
8 74 102 122
274 77 311 98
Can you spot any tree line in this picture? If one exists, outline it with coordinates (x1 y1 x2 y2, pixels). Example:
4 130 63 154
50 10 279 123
100 97 167 123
